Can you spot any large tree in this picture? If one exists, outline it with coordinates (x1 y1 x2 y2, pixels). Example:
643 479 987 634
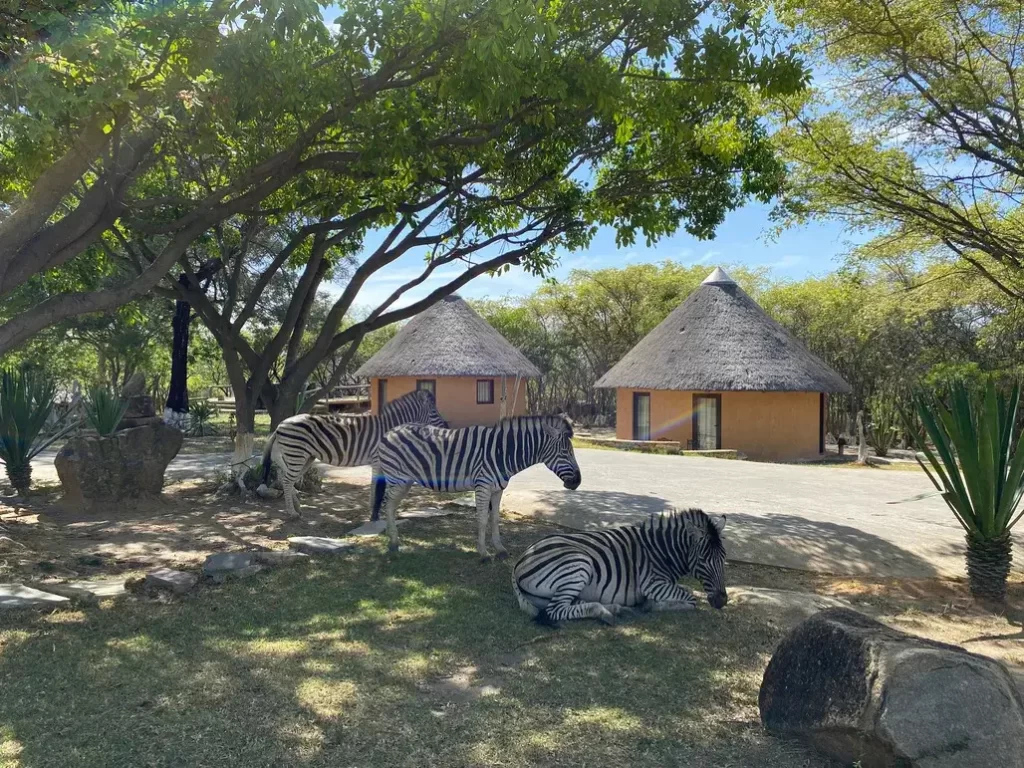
774 0 1024 297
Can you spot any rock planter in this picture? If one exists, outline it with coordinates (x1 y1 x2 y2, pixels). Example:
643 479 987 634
55 422 182 509
759 607 1024 768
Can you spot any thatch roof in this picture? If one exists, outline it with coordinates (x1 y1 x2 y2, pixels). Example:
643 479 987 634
355 295 541 379
595 268 851 393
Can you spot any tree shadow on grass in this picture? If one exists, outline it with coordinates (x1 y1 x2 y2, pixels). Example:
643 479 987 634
0 516 835 768
512 489 940 580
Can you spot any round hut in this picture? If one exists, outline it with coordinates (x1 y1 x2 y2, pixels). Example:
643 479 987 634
594 267 851 461
356 295 540 428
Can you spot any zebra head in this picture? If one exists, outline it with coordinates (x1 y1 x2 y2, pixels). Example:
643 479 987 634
412 389 448 428
539 415 581 490
689 512 728 609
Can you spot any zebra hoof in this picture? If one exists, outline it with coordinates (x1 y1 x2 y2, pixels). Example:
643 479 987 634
387 543 400 553
479 555 493 564
598 612 616 626
495 550 509 561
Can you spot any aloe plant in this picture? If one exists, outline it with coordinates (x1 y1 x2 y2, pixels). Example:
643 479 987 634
867 391 899 458
84 387 130 436
0 369 77 493
188 399 217 437
913 380 1024 603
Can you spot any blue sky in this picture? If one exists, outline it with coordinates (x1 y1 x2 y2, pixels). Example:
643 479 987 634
339 202 857 314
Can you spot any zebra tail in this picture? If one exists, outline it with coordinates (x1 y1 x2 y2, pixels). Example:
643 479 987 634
512 571 559 627
370 473 386 522
259 432 277 485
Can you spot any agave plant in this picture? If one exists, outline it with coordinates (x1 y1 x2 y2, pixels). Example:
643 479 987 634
913 380 1024 603
188 399 217 437
0 369 77 493
84 387 130 436
867 391 899 458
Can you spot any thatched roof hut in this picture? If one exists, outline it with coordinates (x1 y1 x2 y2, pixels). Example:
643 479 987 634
595 267 850 393
356 295 540 379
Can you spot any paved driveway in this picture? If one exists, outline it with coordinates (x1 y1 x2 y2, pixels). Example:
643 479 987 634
33 448 1012 579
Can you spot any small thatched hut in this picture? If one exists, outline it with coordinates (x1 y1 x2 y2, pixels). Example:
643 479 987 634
356 295 540 428
595 267 851 461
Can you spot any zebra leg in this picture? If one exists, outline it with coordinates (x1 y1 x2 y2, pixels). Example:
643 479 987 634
384 482 412 553
281 458 312 518
488 487 508 561
541 560 616 625
475 486 494 563
641 581 697 612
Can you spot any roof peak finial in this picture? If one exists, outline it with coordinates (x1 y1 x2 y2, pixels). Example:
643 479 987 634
702 266 735 285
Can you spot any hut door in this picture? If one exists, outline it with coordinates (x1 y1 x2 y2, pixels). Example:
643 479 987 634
633 393 651 441
693 395 721 450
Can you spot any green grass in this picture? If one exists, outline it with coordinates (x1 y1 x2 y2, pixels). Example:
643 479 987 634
0 518 826 768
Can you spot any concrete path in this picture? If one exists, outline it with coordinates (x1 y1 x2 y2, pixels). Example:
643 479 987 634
31 448 1009 580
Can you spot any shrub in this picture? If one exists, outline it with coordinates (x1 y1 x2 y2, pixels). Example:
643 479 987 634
83 387 130 436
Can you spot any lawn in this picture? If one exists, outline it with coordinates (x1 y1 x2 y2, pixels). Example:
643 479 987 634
0 516 829 768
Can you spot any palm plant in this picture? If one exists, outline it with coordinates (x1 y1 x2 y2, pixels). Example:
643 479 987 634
0 369 77 493
913 380 1024 603
84 387 130 436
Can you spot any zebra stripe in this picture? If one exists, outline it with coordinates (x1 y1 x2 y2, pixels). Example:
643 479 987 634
372 414 582 561
512 508 728 624
260 389 446 517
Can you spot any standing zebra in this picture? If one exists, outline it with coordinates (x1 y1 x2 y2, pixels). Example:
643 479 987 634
259 389 446 517
371 414 582 561
512 509 727 625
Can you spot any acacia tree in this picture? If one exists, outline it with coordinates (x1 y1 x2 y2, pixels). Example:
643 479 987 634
774 0 1024 297
86 0 808 468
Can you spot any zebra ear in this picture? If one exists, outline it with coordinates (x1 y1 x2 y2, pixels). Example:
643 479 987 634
710 515 726 534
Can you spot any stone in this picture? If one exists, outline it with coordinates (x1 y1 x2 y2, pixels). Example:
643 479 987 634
255 483 282 500
33 583 100 606
55 422 183 509
144 567 197 595
398 509 457 520
252 551 310 566
202 552 263 583
65 578 126 599
0 535 29 553
288 536 359 555
0 583 70 609
346 519 406 537
121 372 146 398
759 607 1024 768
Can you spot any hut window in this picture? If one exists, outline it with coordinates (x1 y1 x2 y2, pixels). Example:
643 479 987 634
416 379 436 395
378 379 387 407
476 379 494 404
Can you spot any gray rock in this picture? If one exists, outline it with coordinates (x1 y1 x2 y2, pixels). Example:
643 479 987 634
64 578 126 599
55 423 183 509
759 607 1024 768
120 372 146 398
33 583 100 605
202 552 263 583
0 535 29 553
252 551 310 566
398 509 457 520
0 583 71 609
730 586 857 625
288 536 359 555
144 567 197 595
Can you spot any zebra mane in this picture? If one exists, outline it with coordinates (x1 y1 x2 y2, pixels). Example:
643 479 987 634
494 413 573 435
643 508 711 535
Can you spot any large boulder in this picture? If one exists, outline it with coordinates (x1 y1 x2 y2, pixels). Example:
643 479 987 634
55 422 183 509
759 608 1024 768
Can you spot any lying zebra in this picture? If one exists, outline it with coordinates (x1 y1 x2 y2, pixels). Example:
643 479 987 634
259 389 446 517
512 508 727 625
371 414 582 561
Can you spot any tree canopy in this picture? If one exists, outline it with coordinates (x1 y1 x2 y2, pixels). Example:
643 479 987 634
774 0 1024 297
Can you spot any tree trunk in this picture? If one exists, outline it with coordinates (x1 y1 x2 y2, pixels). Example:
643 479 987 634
164 275 192 431
6 462 31 494
856 410 868 464
965 531 1012 604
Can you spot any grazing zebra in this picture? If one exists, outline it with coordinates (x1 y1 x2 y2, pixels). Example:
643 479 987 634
512 509 727 625
371 414 582 561
259 389 446 517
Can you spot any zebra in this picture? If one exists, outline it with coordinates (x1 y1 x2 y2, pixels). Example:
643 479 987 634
259 389 447 517
370 414 582 561
512 508 727 625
